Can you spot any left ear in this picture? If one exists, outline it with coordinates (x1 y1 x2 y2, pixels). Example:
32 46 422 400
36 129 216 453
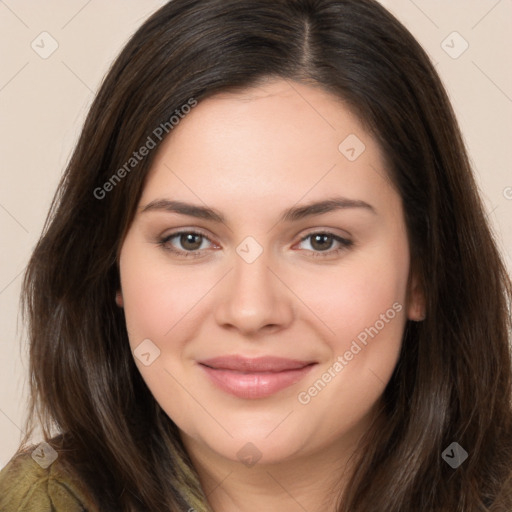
406 271 426 321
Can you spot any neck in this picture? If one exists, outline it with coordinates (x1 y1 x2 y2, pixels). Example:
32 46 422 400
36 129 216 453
180 411 380 512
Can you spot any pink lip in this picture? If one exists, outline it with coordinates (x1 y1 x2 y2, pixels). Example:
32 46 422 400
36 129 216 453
198 356 317 399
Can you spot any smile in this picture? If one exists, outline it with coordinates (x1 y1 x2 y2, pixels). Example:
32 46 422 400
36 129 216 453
198 356 317 399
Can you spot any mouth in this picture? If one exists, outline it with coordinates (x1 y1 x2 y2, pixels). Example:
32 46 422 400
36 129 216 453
198 356 317 399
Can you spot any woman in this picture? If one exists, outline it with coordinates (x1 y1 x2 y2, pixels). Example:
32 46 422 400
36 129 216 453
1 0 511 510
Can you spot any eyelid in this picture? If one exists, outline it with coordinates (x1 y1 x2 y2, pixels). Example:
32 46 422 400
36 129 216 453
297 226 352 242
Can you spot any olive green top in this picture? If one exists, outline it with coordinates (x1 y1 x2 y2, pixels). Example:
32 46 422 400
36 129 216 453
0 449 99 512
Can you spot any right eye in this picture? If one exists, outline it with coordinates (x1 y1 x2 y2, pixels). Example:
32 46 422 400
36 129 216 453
158 230 217 258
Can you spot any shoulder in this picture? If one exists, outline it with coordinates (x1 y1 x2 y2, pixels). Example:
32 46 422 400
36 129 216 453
0 443 99 512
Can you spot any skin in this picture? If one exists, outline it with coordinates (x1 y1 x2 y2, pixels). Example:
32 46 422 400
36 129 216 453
117 78 425 512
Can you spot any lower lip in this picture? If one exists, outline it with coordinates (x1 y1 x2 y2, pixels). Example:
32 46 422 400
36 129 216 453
199 363 316 399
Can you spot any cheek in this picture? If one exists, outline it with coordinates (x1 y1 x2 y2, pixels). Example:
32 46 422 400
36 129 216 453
291 236 409 404
296 243 409 345
118 242 205 419
119 244 207 344
121 272 170 343
293 264 407 433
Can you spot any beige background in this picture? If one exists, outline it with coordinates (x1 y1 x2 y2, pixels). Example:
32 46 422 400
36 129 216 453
0 0 511 468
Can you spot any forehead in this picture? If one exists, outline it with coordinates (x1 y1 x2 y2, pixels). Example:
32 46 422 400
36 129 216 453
140 79 396 219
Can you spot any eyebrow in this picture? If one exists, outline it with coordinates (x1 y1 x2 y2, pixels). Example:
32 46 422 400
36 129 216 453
140 196 376 223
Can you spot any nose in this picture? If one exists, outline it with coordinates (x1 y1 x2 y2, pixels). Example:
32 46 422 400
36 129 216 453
214 250 295 337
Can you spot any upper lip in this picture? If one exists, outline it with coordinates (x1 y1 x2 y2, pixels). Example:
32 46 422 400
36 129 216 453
199 356 316 373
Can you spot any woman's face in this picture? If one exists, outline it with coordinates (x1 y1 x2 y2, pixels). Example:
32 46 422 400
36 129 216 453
118 78 424 467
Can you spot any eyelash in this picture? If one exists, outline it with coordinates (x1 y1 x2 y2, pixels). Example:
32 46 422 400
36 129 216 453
157 230 353 259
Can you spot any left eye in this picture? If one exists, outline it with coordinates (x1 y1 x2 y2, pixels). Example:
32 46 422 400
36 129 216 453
296 232 352 254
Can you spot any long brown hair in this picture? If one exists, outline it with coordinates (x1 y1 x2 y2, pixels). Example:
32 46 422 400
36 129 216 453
18 0 512 510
